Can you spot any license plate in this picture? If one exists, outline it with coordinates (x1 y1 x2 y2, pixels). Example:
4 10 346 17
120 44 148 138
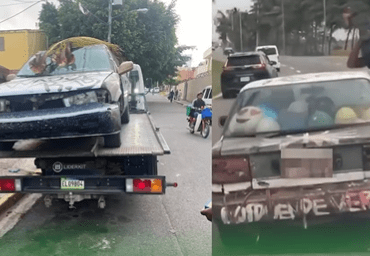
240 76 250 82
61 178 84 190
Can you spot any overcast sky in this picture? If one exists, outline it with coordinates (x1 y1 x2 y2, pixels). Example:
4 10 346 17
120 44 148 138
0 0 211 67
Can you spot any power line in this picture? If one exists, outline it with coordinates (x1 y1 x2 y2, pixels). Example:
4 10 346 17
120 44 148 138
0 1 43 25
0 1 37 7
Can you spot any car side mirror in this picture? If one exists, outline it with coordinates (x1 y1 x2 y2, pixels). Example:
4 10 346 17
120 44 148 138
118 61 134 75
219 116 228 127
6 74 16 81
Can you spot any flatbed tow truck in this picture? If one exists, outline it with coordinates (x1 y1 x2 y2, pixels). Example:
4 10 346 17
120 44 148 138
0 64 177 209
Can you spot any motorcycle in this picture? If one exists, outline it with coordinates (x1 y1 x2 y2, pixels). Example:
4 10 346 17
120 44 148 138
186 105 212 138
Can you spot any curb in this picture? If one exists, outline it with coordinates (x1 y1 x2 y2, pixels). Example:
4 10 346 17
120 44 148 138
0 193 25 216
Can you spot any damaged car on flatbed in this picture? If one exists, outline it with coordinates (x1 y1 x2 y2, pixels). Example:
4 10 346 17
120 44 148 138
0 37 132 148
213 71 370 244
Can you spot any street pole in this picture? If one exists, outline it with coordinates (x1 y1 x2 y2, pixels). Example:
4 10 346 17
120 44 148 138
239 11 243 52
282 0 286 55
323 0 326 55
256 2 259 48
108 0 112 43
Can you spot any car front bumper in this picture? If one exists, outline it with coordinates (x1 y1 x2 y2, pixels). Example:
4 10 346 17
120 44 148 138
0 102 121 141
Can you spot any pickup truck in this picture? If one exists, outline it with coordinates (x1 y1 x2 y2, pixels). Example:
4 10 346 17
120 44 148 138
0 58 177 209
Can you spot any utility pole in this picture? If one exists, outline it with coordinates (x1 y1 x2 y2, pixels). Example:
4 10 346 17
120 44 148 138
322 0 326 55
256 1 259 48
239 11 243 52
282 0 286 55
108 0 113 43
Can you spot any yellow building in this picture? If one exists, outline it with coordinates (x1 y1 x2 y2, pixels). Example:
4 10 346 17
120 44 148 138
0 29 47 72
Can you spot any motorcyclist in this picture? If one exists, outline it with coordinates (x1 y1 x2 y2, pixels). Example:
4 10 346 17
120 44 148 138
192 92 206 116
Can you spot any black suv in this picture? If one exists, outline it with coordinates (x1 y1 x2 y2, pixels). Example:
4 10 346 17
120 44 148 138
221 51 278 98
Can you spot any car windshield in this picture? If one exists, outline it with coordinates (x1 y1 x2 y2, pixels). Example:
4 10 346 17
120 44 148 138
17 46 113 77
223 78 370 137
226 55 261 67
257 47 277 55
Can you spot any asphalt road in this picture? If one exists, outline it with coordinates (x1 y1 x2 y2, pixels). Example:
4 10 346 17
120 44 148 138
212 55 370 255
0 94 211 256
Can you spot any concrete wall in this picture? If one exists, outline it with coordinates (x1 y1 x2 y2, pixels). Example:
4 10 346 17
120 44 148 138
177 74 211 102
0 30 46 71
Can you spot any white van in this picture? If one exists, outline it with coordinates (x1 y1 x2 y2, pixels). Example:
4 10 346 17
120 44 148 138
255 45 281 72
202 85 212 107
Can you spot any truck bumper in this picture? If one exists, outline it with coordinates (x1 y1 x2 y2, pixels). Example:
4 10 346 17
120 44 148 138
0 175 170 194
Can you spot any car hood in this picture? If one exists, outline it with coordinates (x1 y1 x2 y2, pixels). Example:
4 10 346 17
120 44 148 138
0 71 113 96
217 124 370 156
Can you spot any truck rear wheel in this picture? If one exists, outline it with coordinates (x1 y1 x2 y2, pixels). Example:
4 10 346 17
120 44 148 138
104 133 122 148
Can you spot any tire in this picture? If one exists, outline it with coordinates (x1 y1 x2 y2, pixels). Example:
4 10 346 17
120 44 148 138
201 120 210 138
104 133 121 148
0 142 15 150
121 105 130 124
119 96 130 124
189 122 195 134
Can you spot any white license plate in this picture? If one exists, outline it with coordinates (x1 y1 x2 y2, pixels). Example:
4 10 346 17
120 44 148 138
240 77 250 82
61 178 84 190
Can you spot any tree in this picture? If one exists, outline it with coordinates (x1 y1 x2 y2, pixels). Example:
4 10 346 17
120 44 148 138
39 2 61 46
38 0 188 85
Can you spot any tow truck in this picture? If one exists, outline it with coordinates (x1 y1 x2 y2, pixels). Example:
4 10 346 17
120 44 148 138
0 63 177 209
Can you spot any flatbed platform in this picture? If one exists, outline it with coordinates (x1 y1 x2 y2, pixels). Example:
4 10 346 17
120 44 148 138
0 113 170 158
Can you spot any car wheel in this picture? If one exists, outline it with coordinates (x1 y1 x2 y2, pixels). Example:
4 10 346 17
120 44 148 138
121 105 130 124
277 68 280 72
104 133 121 148
0 141 15 150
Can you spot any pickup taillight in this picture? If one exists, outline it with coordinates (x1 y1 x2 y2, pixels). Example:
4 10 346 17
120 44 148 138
212 156 251 184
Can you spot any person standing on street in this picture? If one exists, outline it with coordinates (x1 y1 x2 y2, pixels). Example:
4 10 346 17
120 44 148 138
174 89 179 101
343 3 370 69
168 90 175 103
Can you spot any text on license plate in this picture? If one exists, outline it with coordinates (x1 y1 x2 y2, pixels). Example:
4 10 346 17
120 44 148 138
240 77 250 82
61 178 84 190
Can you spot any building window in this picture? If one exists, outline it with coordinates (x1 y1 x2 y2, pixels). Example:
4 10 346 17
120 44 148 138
0 37 4 51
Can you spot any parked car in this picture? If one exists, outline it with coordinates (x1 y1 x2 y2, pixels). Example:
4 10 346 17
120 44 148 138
0 40 133 149
213 71 370 246
221 51 278 99
154 87 160 93
202 85 212 107
256 45 281 72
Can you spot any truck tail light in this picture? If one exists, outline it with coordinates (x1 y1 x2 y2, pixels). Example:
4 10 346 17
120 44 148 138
126 178 163 193
212 157 251 184
0 179 15 192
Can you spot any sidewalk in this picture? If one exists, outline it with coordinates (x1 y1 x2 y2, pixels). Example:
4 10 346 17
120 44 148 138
0 158 41 216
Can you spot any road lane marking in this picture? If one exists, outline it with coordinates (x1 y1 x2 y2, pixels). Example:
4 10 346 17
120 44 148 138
290 67 295 70
281 64 287 67
296 70 301 73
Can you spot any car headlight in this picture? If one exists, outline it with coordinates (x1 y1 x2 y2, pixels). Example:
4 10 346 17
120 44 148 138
63 90 111 107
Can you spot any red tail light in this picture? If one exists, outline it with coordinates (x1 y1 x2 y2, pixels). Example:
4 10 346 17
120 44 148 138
130 179 163 193
0 179 15 192
212 157 251 184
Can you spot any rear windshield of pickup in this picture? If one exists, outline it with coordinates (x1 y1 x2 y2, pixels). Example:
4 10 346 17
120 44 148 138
257 48 277 55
